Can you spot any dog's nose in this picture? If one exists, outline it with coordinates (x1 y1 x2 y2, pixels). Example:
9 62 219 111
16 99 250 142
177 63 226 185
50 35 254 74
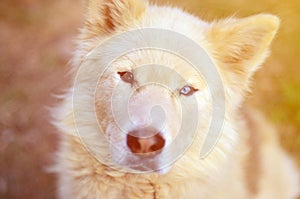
126 129 165 154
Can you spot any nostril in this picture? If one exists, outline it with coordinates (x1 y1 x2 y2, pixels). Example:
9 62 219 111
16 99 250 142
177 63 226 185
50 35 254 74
126 134 142 153
150 134 165 152
126 132 165 154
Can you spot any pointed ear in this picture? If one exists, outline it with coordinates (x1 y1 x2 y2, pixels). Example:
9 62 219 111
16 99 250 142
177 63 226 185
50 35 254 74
83 0 147 36
206 14 280 89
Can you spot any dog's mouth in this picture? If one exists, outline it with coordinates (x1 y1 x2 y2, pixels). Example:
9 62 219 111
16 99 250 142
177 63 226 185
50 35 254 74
130 165 171 175
126 154 160 170
126 156 171 175
114 150 171 175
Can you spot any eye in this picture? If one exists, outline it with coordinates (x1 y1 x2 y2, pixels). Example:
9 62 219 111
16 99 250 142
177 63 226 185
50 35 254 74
118 71 134 84
179 85 198 96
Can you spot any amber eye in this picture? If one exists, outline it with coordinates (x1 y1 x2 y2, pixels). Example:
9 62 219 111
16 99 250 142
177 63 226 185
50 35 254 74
118 71 134 84
179 85 198 96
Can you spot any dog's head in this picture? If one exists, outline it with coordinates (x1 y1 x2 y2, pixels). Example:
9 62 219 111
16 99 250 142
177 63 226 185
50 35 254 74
73 0 279 174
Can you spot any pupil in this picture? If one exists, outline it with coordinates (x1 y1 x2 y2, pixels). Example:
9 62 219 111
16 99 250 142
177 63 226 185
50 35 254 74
118 71 133 84
184 86 190 93
125 73 132 80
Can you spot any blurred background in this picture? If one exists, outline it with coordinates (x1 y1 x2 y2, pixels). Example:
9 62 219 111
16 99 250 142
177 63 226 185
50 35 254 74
0 0 299 198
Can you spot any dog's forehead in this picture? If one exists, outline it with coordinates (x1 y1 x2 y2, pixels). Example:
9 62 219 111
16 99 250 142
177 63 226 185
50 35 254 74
105 7 210 89
113 49 206 89
139 6 209 43
125 6 208 88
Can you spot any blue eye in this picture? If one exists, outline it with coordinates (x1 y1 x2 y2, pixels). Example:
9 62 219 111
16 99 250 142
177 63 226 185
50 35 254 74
179 85 198 96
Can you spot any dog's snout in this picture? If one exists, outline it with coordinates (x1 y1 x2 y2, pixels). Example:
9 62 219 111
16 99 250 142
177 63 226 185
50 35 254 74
126 129 165 154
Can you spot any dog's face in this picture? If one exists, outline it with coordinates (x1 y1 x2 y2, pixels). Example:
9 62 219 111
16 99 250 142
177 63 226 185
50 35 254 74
75 0 279 174
94 49 210 173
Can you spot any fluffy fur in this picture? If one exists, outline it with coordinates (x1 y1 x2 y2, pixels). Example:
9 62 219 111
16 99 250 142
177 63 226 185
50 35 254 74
53 0 300 198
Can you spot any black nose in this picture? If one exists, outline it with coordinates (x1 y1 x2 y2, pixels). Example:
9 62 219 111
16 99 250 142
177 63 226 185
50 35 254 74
126 129 165 154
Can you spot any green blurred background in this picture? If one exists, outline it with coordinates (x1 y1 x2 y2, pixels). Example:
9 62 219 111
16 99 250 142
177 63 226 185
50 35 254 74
0 0 299 198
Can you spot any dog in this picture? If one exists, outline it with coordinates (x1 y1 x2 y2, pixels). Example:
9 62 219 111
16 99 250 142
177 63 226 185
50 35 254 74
53 0 300 198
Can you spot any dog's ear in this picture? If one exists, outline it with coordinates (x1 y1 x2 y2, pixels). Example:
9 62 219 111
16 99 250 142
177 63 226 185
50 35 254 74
83 0 147 36
206 14 280 90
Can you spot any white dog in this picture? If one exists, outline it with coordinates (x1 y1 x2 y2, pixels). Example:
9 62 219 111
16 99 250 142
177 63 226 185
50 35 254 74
53 0 300 198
